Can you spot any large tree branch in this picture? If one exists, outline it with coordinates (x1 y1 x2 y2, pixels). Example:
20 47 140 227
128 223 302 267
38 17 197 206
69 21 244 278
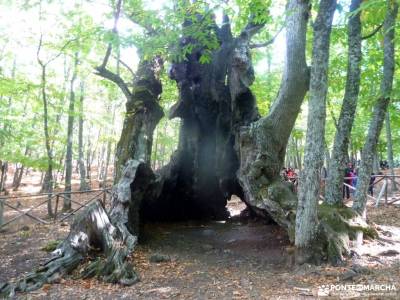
361 22 383 40
240 9 268 40
112 54 136 79
265 0 310 141
127 11 158 35
95 66 132 100
99 0 123 70
96 0 132 101
36 34 44 67
241 22 265 40
250 26 284 48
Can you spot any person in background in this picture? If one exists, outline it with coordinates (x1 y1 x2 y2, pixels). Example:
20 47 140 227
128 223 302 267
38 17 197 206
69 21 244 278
281 167 288 181
368 173 375 196
350 168 357 195
343 162 353 199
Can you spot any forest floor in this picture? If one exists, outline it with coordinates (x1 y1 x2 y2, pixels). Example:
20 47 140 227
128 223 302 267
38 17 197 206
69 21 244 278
1 199 400 299
1 171 400 299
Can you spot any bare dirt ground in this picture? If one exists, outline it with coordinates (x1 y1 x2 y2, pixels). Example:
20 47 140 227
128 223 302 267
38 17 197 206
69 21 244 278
1 171 400 299
1 203 400 299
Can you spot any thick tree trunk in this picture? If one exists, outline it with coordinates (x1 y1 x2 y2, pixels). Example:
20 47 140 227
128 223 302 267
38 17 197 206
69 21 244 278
353 0 398 214
78 83 89 191
237 0 310 236
385 111 398 191
325 0 362 205
142 8 269 221
107 58 164 182
64 53 78 211
295 0 336 262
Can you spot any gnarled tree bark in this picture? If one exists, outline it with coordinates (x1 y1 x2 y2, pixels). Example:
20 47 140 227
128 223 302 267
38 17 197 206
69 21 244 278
142 12 261 221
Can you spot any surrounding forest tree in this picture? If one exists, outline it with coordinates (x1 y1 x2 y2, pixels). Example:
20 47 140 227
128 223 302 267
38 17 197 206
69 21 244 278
325 0 362 205
64 52 79 211
295 0 337 262
77 82 89 191
385 111 398 191
353 0 399 215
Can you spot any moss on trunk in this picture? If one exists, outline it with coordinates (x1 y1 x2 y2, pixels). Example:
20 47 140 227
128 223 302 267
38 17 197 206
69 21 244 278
296 203 378 265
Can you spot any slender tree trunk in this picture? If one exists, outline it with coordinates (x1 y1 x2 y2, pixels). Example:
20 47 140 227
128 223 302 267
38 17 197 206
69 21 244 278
12 149 26 191
98 144 105 181
12 163 20 187
0 195 3 226
86 138 92 184
57 147 66 185
295 0 337 261
102 105 116 187
385 111 397 191
353 0 398 214
0 161 8 193
13 166 24 191
78 82 88 191
373 152 380 174
295 137 302 170
152 127 159 170
325 0 362 205
39 63 54 216
64 53 79 211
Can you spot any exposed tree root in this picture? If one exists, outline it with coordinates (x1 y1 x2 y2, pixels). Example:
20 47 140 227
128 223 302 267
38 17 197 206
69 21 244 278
296 203 378 265
0 160 148 298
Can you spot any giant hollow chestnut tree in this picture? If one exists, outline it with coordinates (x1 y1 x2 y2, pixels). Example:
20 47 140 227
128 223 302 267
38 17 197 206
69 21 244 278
0 0 381 296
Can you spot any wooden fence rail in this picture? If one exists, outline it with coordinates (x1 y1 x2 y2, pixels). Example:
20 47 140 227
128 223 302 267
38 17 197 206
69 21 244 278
0 188 111 229
288 174 400 207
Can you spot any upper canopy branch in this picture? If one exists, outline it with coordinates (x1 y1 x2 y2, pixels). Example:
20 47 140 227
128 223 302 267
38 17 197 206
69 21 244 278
95 66 132 100
112 54 136 79
240 20 265 40
36 34 78 67
127 11 159 35
99 0 123 70
250 26 284 48
361 22 384 40
95 0 133 101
